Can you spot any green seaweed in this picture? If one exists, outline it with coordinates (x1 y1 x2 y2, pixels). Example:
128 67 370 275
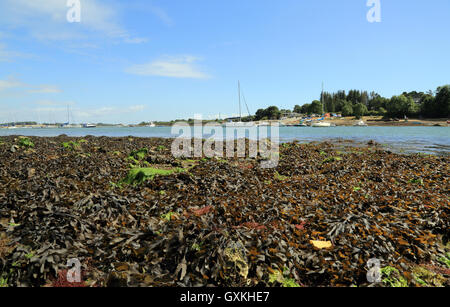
438 253 450 268
0 276 8 288
274 171 288 181
62 141 81 151
191 243 202 252
268 269 300 287
412 266 446 287
380 266 408 287
322 156 342 164
122 167 182 185
161 211 176 222
409 178 424 185
18 137 34 148
129 148 148 161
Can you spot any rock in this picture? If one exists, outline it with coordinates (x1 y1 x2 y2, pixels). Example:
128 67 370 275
310 240 333 249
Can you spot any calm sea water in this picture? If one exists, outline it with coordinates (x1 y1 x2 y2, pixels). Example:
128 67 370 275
1 126 449 155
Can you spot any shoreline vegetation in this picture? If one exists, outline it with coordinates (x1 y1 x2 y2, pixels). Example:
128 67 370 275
0 136 448 287
1 116 449 129
2 85 448 129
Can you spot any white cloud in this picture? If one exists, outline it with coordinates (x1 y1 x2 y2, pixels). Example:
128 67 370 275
0 77 61 95
126 56 211 79
148 6 174 27
36 100 74 106
128 105 146 112
0 43 25 62
0 77 25 91
69 105 147 119
123 37 148 44
29 85 62 94
0 0 146 43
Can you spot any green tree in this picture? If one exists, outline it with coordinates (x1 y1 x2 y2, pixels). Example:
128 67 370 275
309 100 323 115
254 106 281 120
254 109 265 121
353 103 368 119
301 104 311 115
280 109 292 117
378 107 387 116
334 99 347 113
386 95 418 118
266 106 281 119
369 96 388 112
435 85 450 117
420 95 436 117
341 102 353 117
293 105 302 114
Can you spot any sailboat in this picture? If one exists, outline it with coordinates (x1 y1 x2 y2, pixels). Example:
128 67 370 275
224 81 255 127
7 114 17 129
311 122 332 127
311 82 333 127
61 105 82 128
354 120 368 127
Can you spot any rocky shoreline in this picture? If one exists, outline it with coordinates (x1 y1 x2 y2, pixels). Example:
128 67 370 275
0 136 448 287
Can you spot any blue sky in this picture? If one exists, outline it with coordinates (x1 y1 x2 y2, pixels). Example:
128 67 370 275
0 0 449 124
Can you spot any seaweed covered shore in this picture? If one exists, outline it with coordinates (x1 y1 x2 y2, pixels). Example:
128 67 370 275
0 136 448 287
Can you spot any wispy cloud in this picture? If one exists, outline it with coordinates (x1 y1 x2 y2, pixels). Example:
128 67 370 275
128 105 146 112
0 0 147 44
123 37 148 44
0 76 61 95
126 56 211 79
148 6 174 27
0 43 28 62
0 77 26 91
28 85 62 94
72 105 146 119
36 100 74 106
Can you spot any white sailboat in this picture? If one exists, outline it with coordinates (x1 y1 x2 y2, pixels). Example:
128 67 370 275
354 120 368 127
7 114 17 129
311 122 332 127
311 82 333 127
224 81 255 127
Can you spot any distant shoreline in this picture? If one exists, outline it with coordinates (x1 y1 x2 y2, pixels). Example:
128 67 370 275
1 117 448 129
282 116 449 127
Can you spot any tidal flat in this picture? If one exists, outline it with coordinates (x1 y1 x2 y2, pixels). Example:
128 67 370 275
0 136 448 287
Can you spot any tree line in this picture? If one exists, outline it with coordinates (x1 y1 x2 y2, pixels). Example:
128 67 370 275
251 85 449 121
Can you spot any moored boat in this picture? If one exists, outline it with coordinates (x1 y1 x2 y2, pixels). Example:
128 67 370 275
311 122 332 127
83 123 97 128
354 120 368 127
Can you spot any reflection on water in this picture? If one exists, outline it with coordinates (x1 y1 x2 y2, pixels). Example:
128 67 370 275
1 126 449 155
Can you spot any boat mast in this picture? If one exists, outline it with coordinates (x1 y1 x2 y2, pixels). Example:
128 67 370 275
321 82 324 115
238 80 242 121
